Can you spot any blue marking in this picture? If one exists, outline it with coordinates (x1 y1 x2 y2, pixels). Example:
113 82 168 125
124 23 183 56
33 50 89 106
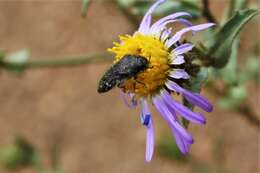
140 114 151 126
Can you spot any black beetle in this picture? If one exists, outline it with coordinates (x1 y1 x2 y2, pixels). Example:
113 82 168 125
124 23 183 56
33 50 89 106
98 54 149 93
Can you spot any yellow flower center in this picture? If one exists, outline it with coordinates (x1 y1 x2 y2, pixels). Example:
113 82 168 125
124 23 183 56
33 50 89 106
108 33 171 97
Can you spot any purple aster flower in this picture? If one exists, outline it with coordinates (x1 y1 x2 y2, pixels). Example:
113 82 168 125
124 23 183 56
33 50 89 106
100 0 214 162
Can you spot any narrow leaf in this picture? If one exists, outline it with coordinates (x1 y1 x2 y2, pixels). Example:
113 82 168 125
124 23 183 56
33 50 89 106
218 38 239 85
208 9 259 68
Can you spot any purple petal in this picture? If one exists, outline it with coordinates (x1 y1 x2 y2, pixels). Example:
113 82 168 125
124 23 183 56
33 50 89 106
165 80 183 92
169 69 190 79
171 119 194 144
172 100 206 124
177 19 193 27
170 55 185 65
151 18 194 36
141 99 151 116
183 91 213 112
152 96 176 124
120 91 137 109
150 18 192 35
163 98 194 144
160 28 172 41
150 12 191 32
145 117 155 162
153 94 193 154
140 99 155 162
138 0 166 34
173 43 194 55
170 126 190 154
161 95 178 120
140 114 151 126
162 96 194 144
174 18 196 36
161 91 206 124
166 23 215 47
166 81 213 112
140 99 152 126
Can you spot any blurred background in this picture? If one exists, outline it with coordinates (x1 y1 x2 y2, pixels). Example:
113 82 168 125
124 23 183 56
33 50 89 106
0 0 259 173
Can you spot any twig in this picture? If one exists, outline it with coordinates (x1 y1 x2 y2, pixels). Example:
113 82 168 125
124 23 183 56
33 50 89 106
27 53 112 68
3 53 113 69
209 84 260 129
238 104 260 128
202 0 218 24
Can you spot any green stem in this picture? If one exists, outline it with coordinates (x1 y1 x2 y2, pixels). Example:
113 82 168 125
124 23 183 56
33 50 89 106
26 53 112 68
4 53 113 69
182 97 193 129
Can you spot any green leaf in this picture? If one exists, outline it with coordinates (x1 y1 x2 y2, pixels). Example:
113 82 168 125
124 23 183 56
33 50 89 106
81 0 91 18
218 38 239 85
208 9 259 68
228 0 246 17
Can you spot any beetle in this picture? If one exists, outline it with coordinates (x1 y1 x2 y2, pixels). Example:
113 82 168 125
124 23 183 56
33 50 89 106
97 54 149 93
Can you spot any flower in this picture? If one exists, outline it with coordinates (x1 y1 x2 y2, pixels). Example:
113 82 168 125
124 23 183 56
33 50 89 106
108 0 214 162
